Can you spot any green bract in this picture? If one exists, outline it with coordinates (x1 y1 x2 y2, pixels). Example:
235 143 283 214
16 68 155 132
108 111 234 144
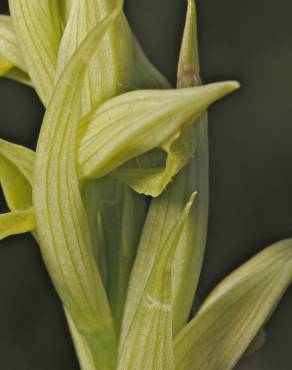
78 82 238 180
0 1 291 369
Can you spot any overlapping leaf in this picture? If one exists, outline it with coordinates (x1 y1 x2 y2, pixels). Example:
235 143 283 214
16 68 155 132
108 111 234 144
174 239 292 370
56 0 133 115
65 309 96 370
0 52 13 75
57 1 72 28
78 81 239 180
0 15 31 84
0 3 289 370
0 139 34 210
9 0 62 104
82 177 147 334
172 0 209 335
0 15 26 71
33 4 124 368
118 183 196 370
56 1 148 338
107 1 214 197
0 140 36 240
0 208 34 240
4 68 31 85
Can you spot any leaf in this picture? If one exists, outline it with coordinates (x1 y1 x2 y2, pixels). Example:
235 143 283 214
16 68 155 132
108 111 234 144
177 0 201 89
0 208 35 240
172 0 209 335
111 0 211 197
0 139 34 211
174 239 292 370
118 158 205 355
0 52 13 75
9 0 62 104
78 81 239 181
57 1 147 341
0 15 26 71
119 164 196 346
56 0 133 115
0 139 34 183
0 16 32 85
65 309 96 370
57 1 72 28
171 117 209 335
84 177 147 335
33 3 124 368
5 67 32 86
81 179 108 283
118 190 196 370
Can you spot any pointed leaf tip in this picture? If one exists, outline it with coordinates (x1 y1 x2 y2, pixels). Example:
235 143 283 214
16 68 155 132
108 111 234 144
184 192 197 217
174 238 292 370
79 81 239 183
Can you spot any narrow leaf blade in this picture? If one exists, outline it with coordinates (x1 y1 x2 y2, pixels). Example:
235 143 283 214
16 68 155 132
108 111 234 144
9 0 62 104
78 82 239 182
119 163 197 347
0 15 26 71
56 0 133 114
83 177 147 335
0 208 35 240
172 0 209 334
5 67 31 86
0 52 13 75
33 4 124 368
118 191 196 370
0 139 34 210
174 239 292 370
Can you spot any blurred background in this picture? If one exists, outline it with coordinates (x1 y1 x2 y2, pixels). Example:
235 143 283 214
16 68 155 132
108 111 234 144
0 0 291 369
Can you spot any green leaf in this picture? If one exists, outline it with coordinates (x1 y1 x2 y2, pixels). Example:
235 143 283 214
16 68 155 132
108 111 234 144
174 239 292 370
118 189 196 370
84 177 147 335
0 16 32 85
81 179 108 283
172 0 209 334
56 1 72 28
56 1 147 341
5 67 32 86
56 0 133 115
119 165 196 348
78 81 239 181
65 309 96 370
177 0 201 89
0 15 26 71
0 139 34 210
111 0 213 197
0 52 13 75
171 117 209 334
9 0 62 104
118 158 204 352
0 139 34 183
33 3 124 368
0 208 35 240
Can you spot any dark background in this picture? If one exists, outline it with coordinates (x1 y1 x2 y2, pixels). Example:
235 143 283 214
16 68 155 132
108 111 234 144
0 0 291 369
